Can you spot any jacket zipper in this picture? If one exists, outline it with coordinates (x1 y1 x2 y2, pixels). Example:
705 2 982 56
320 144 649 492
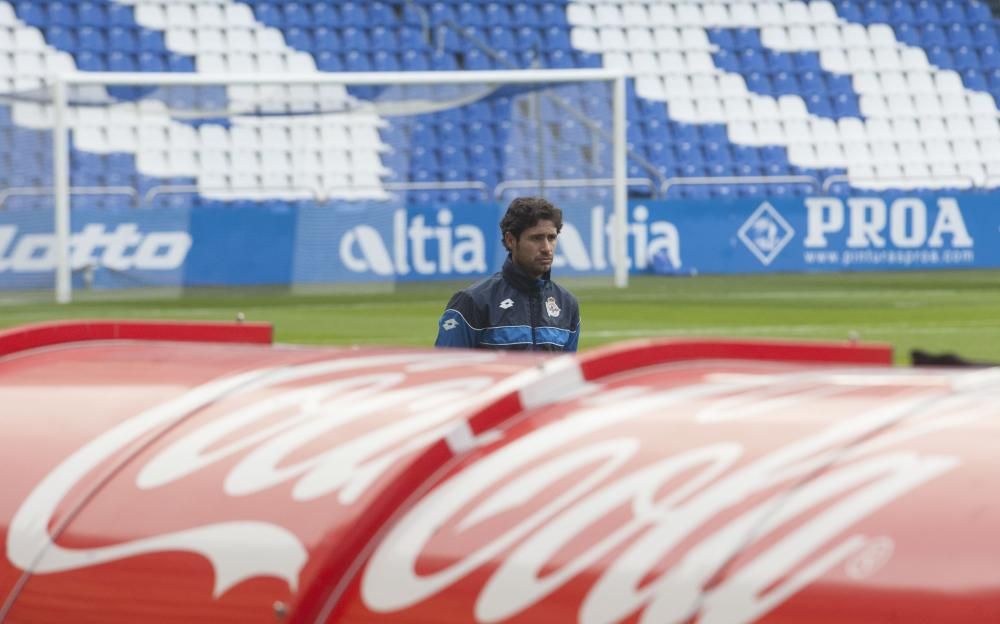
529 289 539 349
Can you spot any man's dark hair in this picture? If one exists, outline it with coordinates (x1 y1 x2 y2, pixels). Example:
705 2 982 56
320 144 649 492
499 197 563 251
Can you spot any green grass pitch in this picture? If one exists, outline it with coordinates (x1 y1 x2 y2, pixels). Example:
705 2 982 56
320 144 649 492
2 270 999 366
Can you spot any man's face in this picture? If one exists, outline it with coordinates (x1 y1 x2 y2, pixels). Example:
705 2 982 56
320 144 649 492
506 219 558 279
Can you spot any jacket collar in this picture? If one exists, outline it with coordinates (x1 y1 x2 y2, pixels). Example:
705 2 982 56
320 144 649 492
502 255 549 292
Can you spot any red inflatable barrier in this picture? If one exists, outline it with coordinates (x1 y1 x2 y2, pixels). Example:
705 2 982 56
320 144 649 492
2 321 997 624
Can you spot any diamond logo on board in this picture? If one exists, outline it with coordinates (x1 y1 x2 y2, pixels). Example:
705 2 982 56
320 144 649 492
738 202 795 266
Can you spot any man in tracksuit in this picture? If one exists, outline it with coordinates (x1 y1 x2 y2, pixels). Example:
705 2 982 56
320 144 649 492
435 197 581 351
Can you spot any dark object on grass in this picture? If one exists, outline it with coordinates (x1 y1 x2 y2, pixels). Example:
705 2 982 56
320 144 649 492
911 349 995 367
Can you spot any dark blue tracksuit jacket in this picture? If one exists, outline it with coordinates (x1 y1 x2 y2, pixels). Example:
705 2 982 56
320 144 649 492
434 256 580 351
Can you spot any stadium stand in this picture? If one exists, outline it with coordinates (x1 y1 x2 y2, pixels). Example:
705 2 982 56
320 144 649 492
2 0 1000 208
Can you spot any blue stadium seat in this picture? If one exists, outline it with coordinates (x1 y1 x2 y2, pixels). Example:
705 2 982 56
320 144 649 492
78 26 108 52
926 45 953 67
467 121 496 147
772 71 800 95
736 183 763 197
45 26 76 50
574 51 601 68
458 3 485 26
402 3 424 26
889 0 916 24
429 2 454 25
954 46 979 71
676 143 705 165
644 119 671 144
833 93 861 117
981 46 1000 71
707 27 735 49
733 158 760 176
825 73 853 94
468 143 497 168
940 0 967 23
700 125 728 144
370 26 398 51
894 23 920 46
254 2 283 27
746 71 774 94
167 53 194 72
546 49 573 68
368 3 395 26
373 50 400 71
410 122 437 145
711 184 736 199
430 50 457 70
795 52 823 72
948 24 973 48
283 2 310 27
483 3 511 25
77 2 107 26
313 27 342 52
109 26 138 52
968 1 993 22
342 27 371 51
712 49 739 72
766 51 794 73
769 184 792 198
962 68 988 90
734 28 762 49
108 51 136 71
438 121 465 145
107 3 132 26
315 50 344 72
398 26 424 50
344 50 372 71
138 51 166 71
914 0 942 23
861 0 888 22
75 51 106 71
411 154 442 177
401 49 430 71
760 147 787 166
974 23 999 47
805 93 833 116
311 3 338 26
439 26 463 52
920 24 946 46
544 26 571 51
489 25 516 50
512 4 540 26
799 71 825 94
680 185 711 200
540 3 564 26
138 28 166 52
516 26 541 50
704 143 733 165
107 153 132 172
47 2 75 26
13 2 43 25
284 26 313 51
459 101 490 125
740 50 767 72
987 67 1000 88
339 2 367 27
464 48 492 70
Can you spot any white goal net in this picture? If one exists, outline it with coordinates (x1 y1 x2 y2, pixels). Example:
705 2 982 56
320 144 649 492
2 69 627 301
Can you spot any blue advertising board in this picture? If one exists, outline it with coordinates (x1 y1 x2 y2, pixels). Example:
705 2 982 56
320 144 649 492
1 194 999 291
640 194 1000 275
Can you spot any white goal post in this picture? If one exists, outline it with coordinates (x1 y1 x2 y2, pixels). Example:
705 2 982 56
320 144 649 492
49 69 629 303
